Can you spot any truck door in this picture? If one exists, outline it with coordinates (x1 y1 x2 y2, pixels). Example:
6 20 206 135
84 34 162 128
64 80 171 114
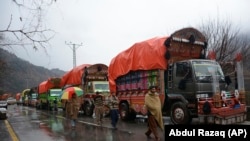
173 62 196 100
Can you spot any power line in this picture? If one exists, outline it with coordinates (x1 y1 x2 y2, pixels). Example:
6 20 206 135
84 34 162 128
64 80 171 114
65 41 83 68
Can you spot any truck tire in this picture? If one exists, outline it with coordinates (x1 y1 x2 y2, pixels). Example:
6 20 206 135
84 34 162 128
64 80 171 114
120 103 129 121
83 102 94 116
170 102 192 124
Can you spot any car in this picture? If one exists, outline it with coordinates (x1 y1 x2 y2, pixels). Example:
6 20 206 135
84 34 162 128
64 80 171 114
0 100 7 119
7 97 16 105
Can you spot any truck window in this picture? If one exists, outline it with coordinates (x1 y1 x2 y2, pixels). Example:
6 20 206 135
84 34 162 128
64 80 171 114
176 63 186 77
95 84 109 92
176 62 191 79
192 61 225 82
50 90 62 97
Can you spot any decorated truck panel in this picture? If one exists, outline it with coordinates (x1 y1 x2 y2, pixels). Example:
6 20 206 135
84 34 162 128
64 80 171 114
108 27 247 124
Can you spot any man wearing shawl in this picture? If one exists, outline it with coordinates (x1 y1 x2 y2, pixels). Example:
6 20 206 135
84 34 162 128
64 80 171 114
144 86 164 141
66 93 79 129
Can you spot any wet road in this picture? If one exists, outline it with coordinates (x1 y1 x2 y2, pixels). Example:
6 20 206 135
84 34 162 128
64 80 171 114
1 105 165 141
1 105 250 141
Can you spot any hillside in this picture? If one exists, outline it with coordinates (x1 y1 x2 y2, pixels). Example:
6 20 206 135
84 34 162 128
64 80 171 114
0 48 66 95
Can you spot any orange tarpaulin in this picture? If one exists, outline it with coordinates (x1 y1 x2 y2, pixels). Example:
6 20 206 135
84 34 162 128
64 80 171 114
38 78 62 94
38 81 53 94
61 64 91 87
108 36 168 92
108 27 207 92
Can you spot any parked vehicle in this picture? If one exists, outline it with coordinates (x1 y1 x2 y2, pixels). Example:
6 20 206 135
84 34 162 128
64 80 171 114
0 100 7 119
61 63 111 116
60 64 90 111
81 63 110 116
21 89 30 106
27 87 38 107
37 77 62 110
108 27 247 124
7 97 16 105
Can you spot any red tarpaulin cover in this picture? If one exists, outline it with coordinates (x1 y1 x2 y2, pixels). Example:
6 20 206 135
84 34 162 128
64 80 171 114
61 64 91 87
108 36 168 92
38 80 53 94
108 27 206 92
38 78 62 94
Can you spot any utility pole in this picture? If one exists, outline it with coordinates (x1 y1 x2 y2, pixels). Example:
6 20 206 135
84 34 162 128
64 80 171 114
65 41 83 68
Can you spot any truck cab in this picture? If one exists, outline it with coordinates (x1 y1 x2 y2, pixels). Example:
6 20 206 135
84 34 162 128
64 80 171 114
28 93 38 107
164 59 246 124
81 64 110 117
37 78 63 110
37 88 62 110
164 59 225 122
82 81 110 116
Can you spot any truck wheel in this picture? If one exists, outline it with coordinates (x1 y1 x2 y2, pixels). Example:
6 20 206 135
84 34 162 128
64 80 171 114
120 103 130 121
170 102 192 124
84 103 94 116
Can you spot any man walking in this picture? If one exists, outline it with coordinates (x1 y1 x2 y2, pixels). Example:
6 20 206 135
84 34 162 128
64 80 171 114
93 91 104 125
66 93 79 129
144 86 164 141
109 92 119 129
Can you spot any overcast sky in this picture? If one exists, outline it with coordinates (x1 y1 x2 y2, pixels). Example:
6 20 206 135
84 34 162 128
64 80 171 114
1 0 250 72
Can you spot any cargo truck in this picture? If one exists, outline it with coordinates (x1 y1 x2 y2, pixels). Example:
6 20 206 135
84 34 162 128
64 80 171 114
37 77 62 110
21 89 30 106
108 27 247 124
60 64 91 111
27 86 38 107
61 63 110 117
81 63 110 116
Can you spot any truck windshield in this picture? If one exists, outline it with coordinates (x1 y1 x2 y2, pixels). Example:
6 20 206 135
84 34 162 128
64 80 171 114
31 93 37 99
192 61 224 81
50 89 62 97
94 83 110 92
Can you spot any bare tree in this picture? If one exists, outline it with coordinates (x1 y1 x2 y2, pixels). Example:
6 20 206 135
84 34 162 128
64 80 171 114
198 18 250 75
0 0 56 51
0 0 57 79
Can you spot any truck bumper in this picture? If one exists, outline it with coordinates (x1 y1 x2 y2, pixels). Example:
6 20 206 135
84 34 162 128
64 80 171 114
198 104 247 124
